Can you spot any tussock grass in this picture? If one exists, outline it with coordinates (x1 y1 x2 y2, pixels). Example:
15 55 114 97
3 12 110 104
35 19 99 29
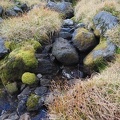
0 0 14 9
48 58 120 120
75 0 120 23
0 7 62 43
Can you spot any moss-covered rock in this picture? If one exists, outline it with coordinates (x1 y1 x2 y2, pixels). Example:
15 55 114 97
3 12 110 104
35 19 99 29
22 72 36 85
72 28 97 51
5 82 18 94
26 94 40 111
84 40 116 71
0 45 38 84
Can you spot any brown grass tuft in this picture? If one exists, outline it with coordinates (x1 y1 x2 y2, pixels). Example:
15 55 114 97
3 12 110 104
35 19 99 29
0 0 14 9
0 7 62 43
48 58 120 120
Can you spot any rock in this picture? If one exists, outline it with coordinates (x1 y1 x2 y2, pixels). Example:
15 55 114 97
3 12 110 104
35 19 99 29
0 38 8 58
5 9 18 17
32 109 48 120
20 4 28 12
22 72 37 85
75 23 86 29
60 27 71 32
0 6 3 17
40 78 51 87
20 113 31 120
13 6 23 13
93 11 119 34
0 112 19 120
84 40 116 71
72 28 97 52
5 82 18 95
62 67 84 79
52 37 79 65
63 19 73 26
36 54 59 75
47 1 74 18
26 94 40 111
34 87 48 96
37 74 42 79
59 32 72 39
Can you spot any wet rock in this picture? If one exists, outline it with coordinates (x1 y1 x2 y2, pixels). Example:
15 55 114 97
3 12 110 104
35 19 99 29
0 6 3 17
40 78 51 87
34 87 48 96
0 38 8 58
5 9 18 17
93 11 119 34
13 6 23 13
62 67 84 79
63 19 73 26
52 37 79 65
72 28 97 52
20 113 31 120
36 54 59 75
59 32 72 40
0 112 19 120
47 1 74 18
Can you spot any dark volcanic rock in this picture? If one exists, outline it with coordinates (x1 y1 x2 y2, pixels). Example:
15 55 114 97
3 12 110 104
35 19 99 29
93 11 119 34
0 38 8 58
52 37 79 65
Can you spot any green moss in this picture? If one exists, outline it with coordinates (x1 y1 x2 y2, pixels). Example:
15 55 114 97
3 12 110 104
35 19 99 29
22 72 36 85
26 94 40 111
5 82 18 94
116 47 120 54
0 46 38 84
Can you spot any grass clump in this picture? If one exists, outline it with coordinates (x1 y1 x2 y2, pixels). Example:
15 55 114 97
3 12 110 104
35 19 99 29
75 0 120 23
48 60 120 120
0 7 62 43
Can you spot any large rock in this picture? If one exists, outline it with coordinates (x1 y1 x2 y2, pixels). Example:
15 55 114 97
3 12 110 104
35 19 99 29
5 9 18 17
72 28 97 52
84 40 116 71
0 38 8 58
47 1 74 18
0 6 3 17
93 11 119 34
52 37 79 65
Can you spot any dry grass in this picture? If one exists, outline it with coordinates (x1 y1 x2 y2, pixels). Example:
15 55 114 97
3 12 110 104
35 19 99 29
0 7 62 43
0 0 14 9
75 0 120 23
48 56 120 120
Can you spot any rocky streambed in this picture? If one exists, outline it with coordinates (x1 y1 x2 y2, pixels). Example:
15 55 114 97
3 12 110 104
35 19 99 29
0 0 119 120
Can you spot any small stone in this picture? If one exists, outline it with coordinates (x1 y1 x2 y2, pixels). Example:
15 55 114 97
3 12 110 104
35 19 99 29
19 113 31 120
40 78 51 86
59 32 72 40
37 74 42 79
34 87 48 96
63 19 73 26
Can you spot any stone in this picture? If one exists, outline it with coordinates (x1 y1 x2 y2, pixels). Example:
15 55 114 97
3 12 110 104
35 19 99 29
36 54 59 75
93 11 119 34
63 19 73 26
5 9 18 17
47 1 74 18
75 23 86 29
19 113 31 120
59 32 72 39
13 6 23 13
20 4 28 12
72 28 97 52
0 38 8 58
40 78 51 87
37 74 42 79
0 6 3 17
34 87 48 96
84 40 116 71
52 37 79 65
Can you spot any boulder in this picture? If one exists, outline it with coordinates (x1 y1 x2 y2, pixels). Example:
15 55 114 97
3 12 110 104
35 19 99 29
0 38 8 58
47 1 74 18
72 28 97 52
93 11 119 34
59 32 72 39
63 19 74 26
35 54 59 75
5 9 18 17
52 37 79 65
84 40 116 71
0 6 3 17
